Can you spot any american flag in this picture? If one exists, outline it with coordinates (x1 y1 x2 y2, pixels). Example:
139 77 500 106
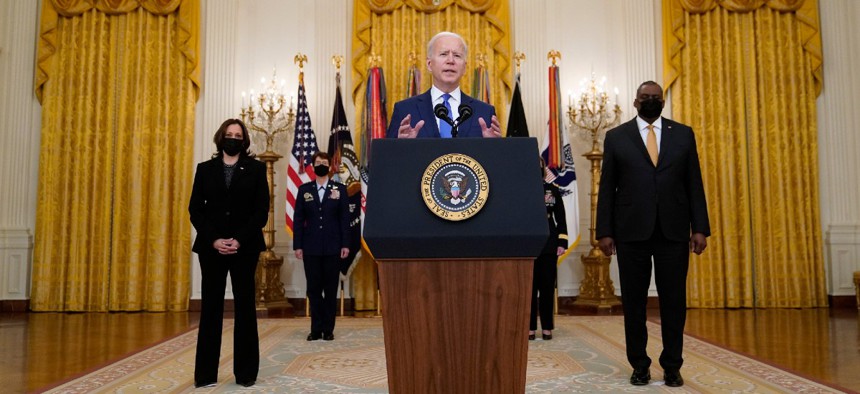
285 73 318 235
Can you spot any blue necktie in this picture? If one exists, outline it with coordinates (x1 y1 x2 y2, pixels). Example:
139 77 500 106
439 93 452 138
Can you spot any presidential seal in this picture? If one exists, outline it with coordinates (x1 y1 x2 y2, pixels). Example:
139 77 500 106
421 153 489 221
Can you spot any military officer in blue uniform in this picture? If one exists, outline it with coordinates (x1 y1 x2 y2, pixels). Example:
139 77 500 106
293 151 350 341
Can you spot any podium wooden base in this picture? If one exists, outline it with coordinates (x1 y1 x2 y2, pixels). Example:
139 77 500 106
378 258 532 394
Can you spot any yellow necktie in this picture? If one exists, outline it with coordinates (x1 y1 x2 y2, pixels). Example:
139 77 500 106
646 124 658 166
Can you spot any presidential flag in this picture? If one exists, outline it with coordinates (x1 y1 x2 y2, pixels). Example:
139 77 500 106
285 70 319 235
327 72 361 275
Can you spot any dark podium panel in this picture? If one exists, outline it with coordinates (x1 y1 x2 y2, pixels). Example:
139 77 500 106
364 138 548 259
364 138 549 394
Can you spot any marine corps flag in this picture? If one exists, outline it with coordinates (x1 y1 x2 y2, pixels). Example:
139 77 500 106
506 73 529 137
327 73 361 276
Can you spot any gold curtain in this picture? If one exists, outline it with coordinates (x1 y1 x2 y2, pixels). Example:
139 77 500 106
350 0 512 314
31 0 200 311
663 0 826 307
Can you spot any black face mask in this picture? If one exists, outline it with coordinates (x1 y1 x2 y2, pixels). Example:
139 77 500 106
313 164 330 177
637 98 664 119
222 138 244 156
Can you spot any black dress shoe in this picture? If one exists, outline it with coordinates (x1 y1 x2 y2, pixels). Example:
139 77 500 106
194 381 216 388
322 331 334 341
307 331 322 341
542 333 552 340
528 333 536 340
630 368 651 386
664 369 684 387
237 379 255 387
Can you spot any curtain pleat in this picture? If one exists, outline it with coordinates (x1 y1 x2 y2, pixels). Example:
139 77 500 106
31 0 198 311
664 0 826 307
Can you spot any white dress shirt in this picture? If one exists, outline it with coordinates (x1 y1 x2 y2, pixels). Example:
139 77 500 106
636 116 663 154
430 85 461 130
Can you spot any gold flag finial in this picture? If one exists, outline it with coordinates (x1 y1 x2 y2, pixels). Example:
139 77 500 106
294 53 308 71
547 50 561 66
368 52 382 68
408 51 419 67
331 55 344 72
513 52 526 74
476 53 488 68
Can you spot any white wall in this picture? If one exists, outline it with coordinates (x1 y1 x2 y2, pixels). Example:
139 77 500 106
1 0 857 303
818 0 860 297
0 0 40 302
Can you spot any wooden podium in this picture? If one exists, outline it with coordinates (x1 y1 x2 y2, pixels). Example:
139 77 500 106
365 138 549 394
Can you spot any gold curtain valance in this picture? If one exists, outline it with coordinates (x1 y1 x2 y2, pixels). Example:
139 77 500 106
665 0 821 94
48 0 182 16
678 0 804 13
35 0 199 102
367 0 493 13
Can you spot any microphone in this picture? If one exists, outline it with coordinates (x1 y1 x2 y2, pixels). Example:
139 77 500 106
456 104 473 124
452 104 473 138
434 103 454 127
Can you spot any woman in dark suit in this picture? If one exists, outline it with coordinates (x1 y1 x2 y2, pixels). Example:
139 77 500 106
293 152 350 341
529 158 568 341
188 118 268 388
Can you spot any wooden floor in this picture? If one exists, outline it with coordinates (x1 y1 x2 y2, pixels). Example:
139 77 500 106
1 308 858 393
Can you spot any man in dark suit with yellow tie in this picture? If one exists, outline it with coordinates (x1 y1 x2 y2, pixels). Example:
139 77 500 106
596 81 710 388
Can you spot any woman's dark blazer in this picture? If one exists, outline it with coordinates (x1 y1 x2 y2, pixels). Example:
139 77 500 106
189 156 269 255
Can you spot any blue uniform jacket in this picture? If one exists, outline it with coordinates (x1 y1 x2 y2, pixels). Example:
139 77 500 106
293 180 350 256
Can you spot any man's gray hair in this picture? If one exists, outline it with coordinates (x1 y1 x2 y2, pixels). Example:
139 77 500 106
427 31 468 59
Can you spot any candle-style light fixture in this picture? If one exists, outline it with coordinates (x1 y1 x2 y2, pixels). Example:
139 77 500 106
568 73 622 311
240 65 296 315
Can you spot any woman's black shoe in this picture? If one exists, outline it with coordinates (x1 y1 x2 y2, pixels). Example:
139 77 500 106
542 333 552 340
528 333 536 340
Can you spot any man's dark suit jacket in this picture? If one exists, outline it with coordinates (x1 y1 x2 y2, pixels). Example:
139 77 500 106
596 117 710 242
385 89 495 138
293 181 350 256
189 156 269 255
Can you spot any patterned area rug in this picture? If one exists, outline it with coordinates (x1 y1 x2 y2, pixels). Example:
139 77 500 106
40 316 846 393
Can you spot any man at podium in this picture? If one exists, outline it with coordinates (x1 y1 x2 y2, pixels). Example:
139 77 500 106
386 31 502 139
